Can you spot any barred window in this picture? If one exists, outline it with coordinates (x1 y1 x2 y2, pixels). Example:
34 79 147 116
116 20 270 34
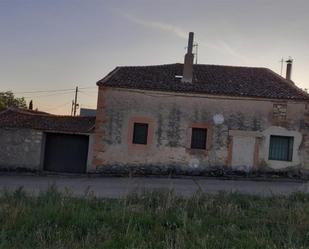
269 135 293 161
191 128 207 149
132 123 148 145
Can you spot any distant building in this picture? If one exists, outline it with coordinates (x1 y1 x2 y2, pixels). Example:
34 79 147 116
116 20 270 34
80 108 96 117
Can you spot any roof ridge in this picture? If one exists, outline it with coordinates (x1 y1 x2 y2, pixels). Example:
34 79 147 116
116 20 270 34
0 108 96 118
115 63 180 68
113 63 268 70
194 63 267 70
9 107 53 116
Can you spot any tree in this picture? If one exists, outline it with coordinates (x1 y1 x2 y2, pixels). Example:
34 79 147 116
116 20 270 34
29 100 33 110
0 91 27 111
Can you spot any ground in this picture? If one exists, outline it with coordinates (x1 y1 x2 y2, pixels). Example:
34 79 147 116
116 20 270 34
0 175 309 197
0 185 309 249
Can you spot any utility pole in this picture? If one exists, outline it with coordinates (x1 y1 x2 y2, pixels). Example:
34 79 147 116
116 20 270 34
71 100 74 116
73 86 79 116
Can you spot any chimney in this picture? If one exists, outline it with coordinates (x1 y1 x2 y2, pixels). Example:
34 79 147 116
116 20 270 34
182 32 194 83
286 58 293 81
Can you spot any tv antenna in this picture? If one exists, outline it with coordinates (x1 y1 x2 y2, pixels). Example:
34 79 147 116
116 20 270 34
184 42 199 64
193 43 198 64
279 57 284 76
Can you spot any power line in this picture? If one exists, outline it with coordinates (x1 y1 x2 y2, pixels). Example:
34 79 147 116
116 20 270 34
14 88 76 94
80 104 96 108
1 85 97 115
43 101 72 112
22 91 75 99
79 86 97 90
79 90 98 97
7 86 97 95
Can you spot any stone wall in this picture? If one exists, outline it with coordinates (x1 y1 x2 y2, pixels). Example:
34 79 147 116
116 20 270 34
92 87 308 174
0 128 43 171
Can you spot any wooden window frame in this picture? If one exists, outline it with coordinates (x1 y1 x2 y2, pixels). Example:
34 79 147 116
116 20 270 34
132 123 149 145
191 127 207 149
128 117 154 150
268 135 294 162
186 123 213 154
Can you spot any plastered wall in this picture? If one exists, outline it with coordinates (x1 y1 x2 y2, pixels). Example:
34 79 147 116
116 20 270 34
92 87 308 172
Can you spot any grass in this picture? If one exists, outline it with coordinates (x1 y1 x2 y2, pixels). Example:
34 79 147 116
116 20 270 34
0 187 309 249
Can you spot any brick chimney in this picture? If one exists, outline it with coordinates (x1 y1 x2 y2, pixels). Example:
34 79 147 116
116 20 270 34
182 32 194 83
286 58 293 81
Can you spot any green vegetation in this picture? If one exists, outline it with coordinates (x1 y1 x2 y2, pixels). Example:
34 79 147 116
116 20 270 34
0 91 27 111
0 187 309 249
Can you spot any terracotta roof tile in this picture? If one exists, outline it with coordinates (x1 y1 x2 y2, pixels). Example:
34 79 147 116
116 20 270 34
0 108 95 133
97 63 309 100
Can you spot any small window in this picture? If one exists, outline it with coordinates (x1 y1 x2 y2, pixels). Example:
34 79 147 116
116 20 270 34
133 123 148 145
269 135 294 161
191 128 207 149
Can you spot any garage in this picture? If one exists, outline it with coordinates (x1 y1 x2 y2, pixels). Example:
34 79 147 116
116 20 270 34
44 133 89 173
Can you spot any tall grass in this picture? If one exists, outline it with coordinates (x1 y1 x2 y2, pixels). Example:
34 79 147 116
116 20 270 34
0 186 308 249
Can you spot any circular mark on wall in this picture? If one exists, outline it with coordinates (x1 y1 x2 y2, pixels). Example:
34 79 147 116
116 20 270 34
189 158 200 168
213 114 224 125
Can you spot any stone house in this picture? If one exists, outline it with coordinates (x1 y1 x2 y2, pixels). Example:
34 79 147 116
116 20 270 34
0 108 95 173
92 33 309 175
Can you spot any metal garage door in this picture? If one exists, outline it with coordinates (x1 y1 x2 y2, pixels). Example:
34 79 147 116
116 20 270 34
44 133 89 173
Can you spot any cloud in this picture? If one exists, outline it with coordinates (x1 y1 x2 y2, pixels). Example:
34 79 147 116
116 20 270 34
122 13 188 39
118 11 248 63
199 40 248 63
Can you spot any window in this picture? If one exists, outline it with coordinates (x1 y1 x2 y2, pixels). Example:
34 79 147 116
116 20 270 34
191 128 207 149
132 123 148 145
269 135 294 161
128 117 154 149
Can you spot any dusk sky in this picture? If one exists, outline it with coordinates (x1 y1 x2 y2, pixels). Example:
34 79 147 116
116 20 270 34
1 0 309 114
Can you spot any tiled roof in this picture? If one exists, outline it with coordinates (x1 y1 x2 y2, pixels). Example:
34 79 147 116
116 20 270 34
97 63 309 100
0 108 95 133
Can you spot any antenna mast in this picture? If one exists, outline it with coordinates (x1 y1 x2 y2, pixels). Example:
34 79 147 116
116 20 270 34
280 57 284 76
184 42 198 64
193 43 198 64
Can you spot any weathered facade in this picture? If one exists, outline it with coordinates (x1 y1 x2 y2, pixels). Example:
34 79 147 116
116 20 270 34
0 128 44 170
91 34 309 175
92 86 309 174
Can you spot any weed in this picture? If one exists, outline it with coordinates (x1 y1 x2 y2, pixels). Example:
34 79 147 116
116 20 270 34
0 187 308 248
